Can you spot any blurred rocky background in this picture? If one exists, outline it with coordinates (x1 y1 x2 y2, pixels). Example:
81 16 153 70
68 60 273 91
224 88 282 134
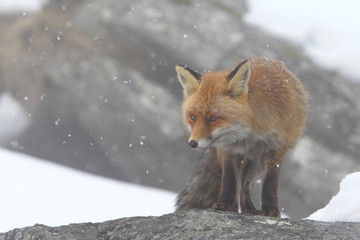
0 0 359 218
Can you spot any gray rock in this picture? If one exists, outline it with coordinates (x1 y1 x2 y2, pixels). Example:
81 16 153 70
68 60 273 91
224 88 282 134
1 210 360 239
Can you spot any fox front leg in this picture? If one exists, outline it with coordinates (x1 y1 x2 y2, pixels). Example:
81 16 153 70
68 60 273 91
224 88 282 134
239 157 259 214
259 151 285 218
212 149 240 212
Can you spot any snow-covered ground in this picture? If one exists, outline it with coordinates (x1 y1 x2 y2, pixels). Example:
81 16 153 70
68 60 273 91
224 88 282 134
307 172 360 222
0 148 176 233
245 0 360 80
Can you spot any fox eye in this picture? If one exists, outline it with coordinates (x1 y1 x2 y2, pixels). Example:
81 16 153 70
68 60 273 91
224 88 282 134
209 116 219 122
190 115 196 121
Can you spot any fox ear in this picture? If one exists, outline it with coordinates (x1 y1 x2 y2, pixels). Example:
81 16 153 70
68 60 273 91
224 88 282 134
176 64 201 96
227 60 251 97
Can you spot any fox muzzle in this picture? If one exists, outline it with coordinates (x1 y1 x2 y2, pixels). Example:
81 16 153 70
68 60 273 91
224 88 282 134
188 140 198 148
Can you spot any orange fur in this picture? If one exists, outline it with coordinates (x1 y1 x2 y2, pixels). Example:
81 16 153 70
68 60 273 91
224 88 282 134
181 57 308 149
176 57 309 217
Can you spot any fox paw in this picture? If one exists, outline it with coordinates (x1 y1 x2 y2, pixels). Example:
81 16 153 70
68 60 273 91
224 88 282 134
242 208 280 218
261 207 280 218
212 201 238 212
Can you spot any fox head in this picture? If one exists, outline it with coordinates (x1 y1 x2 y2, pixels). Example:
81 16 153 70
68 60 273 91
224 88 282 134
176 60 252 150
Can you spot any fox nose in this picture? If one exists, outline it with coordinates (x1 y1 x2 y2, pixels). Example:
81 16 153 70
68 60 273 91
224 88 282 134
188 140 198 148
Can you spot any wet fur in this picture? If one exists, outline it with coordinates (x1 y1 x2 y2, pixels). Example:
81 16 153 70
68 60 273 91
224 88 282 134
175 57 309 217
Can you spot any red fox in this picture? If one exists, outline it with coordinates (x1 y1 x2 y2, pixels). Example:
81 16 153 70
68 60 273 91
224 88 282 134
175 57 309 217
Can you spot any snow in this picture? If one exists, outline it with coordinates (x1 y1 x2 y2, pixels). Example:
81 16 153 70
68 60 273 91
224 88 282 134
307 172 360 222
0 0 47 13
0 93 29 145
245 0 360 80
0 148 176 233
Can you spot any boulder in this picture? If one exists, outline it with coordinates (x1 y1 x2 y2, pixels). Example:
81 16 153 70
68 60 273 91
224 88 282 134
1 210 360 239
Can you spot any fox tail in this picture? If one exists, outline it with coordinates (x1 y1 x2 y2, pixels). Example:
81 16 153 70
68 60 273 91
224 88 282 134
175 147 223 211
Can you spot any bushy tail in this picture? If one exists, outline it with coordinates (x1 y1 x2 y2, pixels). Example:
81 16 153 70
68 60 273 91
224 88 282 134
175 147 222 211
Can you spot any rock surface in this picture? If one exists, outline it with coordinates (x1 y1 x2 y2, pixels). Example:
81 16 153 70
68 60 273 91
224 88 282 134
1 0 360 218
1 210 360 240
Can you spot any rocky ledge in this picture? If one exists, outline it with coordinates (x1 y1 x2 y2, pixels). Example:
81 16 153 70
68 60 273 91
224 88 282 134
1 210 359 240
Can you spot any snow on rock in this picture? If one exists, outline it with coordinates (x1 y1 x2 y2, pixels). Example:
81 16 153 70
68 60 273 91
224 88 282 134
308 172 360 222
0 0 47 13
0 148 176 232
0 93 29 145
